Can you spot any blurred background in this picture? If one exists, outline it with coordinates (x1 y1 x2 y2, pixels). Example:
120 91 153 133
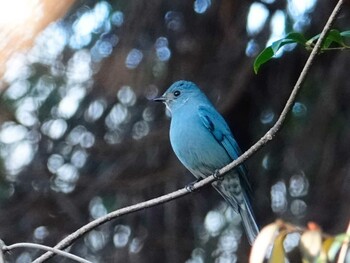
0 0 349 262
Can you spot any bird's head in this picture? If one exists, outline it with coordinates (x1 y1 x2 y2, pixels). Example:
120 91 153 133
154 80 202 112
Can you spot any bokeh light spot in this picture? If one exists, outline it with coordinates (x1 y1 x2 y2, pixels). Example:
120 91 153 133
111 11 124 26
4 79 30 100
204 211 225 236
84 99 107 122
292 102 307 117
129 237 144 254
118 86 136 106
41 119 68 140
34 226 49 241
260 109 275 124
89 196 107 219
53 163 79 193
132 120 150 140
155 37 171 61
290 199 307 217
125 49 143 69
194 0 211 14
164 11 183 31
85 230 107 252
0 122 27 144
289 172 309 197
105 103 128 129
113 225 131 248
247 2 269 35
284 232 300 252
270 181 288 213
47 154 64 174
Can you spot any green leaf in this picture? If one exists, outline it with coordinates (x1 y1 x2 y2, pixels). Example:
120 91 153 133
340 30 350 37
306 29 350 49
323 29 345 48
253 29 350 73
317 237 335 263
306 33 320 47
269 232 287 263
254 47 274 74
328 238 342 260
254 32 307 74
284 32 308 45
328 234 350 261
340 30 350 47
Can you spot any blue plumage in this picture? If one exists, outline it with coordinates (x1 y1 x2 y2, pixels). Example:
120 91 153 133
154 80 259 244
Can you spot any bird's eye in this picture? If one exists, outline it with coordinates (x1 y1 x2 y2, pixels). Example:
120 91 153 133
174 90 181 97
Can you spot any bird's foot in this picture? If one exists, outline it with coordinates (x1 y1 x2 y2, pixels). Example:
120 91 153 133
213 169 224 181
185 178 202 192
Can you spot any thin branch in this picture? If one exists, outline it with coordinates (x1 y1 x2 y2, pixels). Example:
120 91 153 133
321 47 350 51
1 242 91 263
32 1 344 262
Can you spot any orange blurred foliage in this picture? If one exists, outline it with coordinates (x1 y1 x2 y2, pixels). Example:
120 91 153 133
0 0 75 86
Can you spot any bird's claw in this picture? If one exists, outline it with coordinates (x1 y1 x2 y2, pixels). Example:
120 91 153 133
185 178 202 192
185 183 195 192
213 169 224 181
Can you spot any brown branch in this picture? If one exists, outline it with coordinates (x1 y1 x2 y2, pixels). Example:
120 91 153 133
32 0 344 262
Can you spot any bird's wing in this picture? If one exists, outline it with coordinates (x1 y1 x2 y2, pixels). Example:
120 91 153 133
198 105 252 193
198 105 259 244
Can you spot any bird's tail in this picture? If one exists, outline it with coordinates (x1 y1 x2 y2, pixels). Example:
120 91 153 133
238 192 259 245
212 178 259 245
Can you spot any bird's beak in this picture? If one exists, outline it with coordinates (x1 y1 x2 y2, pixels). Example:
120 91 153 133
153 94 167 102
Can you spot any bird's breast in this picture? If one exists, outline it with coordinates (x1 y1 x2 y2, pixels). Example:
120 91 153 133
169 112 231 177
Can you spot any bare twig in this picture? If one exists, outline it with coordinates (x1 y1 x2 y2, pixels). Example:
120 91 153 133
1 241 91 263
32 1 344 262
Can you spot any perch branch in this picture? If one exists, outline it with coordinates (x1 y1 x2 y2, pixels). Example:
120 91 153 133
0 240 91 263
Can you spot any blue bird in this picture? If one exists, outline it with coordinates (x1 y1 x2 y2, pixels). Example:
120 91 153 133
154 80 259 244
